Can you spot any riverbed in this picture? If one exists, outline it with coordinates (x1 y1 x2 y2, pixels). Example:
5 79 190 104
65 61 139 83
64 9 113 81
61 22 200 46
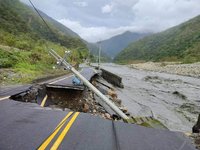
100 63 200 132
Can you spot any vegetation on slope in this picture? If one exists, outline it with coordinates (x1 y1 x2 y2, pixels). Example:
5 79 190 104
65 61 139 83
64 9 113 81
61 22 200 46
114 15 200 64
0 0 89 84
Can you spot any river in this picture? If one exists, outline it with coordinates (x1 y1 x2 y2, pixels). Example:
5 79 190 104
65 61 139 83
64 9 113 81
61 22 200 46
100 63 200 132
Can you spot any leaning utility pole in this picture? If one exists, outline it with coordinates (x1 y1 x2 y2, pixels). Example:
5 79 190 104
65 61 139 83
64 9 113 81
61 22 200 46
98 41 101 70
49 49 129 120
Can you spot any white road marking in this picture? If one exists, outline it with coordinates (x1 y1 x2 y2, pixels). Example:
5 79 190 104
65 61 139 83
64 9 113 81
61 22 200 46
49 75 74 84
0 96 10 101
49 69 84 84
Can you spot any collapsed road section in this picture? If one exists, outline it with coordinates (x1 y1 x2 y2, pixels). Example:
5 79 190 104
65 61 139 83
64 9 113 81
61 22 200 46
10 77 128 121
3 49 198 149
1 65 197 150
9 64 166 129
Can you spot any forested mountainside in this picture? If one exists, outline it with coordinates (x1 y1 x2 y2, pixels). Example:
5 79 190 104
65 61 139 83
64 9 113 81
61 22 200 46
0 0 89 84
115 15 200 64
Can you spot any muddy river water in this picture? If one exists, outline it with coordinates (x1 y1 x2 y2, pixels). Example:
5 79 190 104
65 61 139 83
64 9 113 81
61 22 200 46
100 63 200 132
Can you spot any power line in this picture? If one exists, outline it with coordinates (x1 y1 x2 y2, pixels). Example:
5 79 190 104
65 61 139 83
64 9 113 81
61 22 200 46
28 0 59 52
28 0 53 33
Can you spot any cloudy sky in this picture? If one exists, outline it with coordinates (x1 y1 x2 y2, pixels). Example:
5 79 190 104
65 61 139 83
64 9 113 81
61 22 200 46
21 0 200 43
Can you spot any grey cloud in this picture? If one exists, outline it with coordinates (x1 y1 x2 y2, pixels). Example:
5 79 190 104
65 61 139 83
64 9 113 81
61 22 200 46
20 0 200 42
73 2 88 7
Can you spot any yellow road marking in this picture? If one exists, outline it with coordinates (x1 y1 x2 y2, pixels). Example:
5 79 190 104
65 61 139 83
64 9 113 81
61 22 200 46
38 112 73 150
50 112 80 150
55 112 73 129
40 95 48 107
0 96 10 101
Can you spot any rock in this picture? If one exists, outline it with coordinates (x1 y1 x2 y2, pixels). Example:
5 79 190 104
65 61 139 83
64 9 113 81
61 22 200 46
105 113 112 120
93 109 97 113
193 114 200 133
108 89 117 99
115 99 122 105
101 114 106 119
83 103 89 112
89 93 93 97
119 107 128 113
123 108 128 113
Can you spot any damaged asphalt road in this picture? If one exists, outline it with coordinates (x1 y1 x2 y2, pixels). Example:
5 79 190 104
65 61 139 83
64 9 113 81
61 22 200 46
0 66 197 150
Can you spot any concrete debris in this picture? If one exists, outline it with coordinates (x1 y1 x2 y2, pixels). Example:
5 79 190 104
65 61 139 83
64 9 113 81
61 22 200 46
10 82 129 121
108 89 117 99
104 113 112 120
94 94 116 117
101 68 124 88
10 85 39 103
10 73 129 121
119 107 128 113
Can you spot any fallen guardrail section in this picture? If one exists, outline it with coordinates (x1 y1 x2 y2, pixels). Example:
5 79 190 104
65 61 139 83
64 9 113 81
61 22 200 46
100 68 124 88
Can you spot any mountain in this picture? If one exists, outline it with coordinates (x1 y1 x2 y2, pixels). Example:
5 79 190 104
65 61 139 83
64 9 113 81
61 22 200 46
114 15 200 64
0 0 87 50
38 10 80 38
0 0 88 84
98 31 149 58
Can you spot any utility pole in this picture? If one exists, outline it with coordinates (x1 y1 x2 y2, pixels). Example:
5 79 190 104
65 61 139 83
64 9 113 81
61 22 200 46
49 49 129 120
88 49 91 65
97 41 101 70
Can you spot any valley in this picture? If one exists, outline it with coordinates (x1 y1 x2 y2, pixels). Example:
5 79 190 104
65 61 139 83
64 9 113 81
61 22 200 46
0 0 200 149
